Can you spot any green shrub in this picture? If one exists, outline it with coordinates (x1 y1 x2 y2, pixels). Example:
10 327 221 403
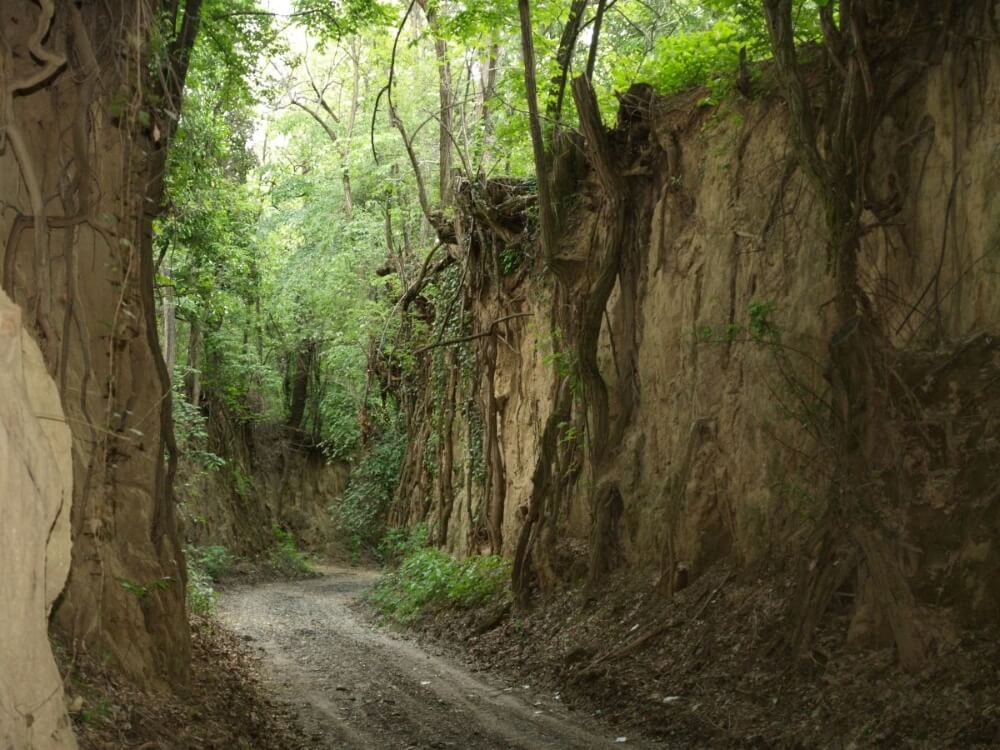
498 247 523 275
185 544 231 615
633 3 824 102
644 20 745 99
173 389 226 471
186 564 218 615
333 421 406 556
268 523 313 576
186 544 231 580
369 548 511 623
377 522 430 562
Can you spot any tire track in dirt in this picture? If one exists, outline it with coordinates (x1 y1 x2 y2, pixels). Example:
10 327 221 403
216 567 659 749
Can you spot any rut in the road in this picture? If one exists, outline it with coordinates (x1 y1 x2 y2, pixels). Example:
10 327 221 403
216 568 654 749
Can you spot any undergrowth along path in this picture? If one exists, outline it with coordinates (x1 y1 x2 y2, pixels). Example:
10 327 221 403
216 566 656 749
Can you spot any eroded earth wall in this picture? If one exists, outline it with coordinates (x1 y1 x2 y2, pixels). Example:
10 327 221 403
181 415 348 557
0 290 75 749
0 0 188 686
401 18 1000 643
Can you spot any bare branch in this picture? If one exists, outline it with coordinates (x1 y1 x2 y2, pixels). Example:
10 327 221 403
291 99 339 143
414 313 533 354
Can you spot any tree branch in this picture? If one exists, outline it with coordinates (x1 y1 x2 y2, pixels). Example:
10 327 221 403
413 313 533 354
291 99 339 143
399 242 449 311
586 0 610 80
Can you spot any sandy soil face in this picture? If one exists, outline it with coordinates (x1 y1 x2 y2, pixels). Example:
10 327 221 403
216 567 658 749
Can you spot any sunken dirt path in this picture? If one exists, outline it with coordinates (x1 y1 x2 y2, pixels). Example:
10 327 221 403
216 566 658 750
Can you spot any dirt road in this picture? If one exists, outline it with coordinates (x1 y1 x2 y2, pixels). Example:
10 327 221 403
216 567 656 749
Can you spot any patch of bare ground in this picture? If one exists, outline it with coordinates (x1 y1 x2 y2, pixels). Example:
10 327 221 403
217 566 651 748
406 563 1000 749
59 614 309 749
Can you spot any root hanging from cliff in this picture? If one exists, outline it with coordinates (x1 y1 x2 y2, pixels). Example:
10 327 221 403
758 0 992 670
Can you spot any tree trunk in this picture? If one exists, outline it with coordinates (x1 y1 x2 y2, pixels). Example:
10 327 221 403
416 0 453 205
288 339 316 431
483 337 506 553
478 42 499 174
186 319 203 408
517 0 560 269
163 265 177 379
547 0 589 130
760 0 947 671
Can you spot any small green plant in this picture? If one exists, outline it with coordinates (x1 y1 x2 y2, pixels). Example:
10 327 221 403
377 522 430 562
269 523 313 576
558 420 580 447
747 299 779 343
74 695 113 726
540 331 582 396
187 544 231 580
697 299 780 346
118 576 173 599
369 548 511 623
173 389 225 471
186 564 218 615
185 544 231 615
498 247 523 275
333 421 406 556
231 463 254 501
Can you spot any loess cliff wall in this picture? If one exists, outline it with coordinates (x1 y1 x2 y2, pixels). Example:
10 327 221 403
395 17 1000 654
180 410 348 558
0 289 75 749
0 0 188 687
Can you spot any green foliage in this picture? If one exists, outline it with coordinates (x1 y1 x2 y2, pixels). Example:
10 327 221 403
230 463 254 501
558 419 580 446
187 544 232 580
369 548 511 623
644 20 744 99
157 2 282 430
117 576 173 599
377 522 430 562
747 299 779 343
697 299 779 345
291 0 395 40
73 696 113 727
185 544 232 615
269 524 314 576
157 0 841 584
173 391 225 471
186 564 219 615
334 420 407 556
539 330 582 397
498 247 523 275
619 0 824 101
